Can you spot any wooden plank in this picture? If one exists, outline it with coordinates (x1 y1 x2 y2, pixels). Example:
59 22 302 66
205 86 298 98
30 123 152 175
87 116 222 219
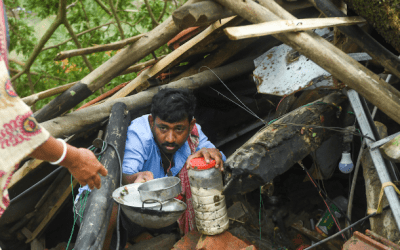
26 179 78 243
224 17 366 40
107 16 237 101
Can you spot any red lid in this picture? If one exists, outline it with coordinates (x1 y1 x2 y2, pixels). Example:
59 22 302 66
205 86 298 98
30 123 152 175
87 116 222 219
190 157 216 170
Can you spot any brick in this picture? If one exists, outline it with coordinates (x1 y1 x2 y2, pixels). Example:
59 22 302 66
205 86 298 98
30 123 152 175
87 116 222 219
196 231 250 250
172 231 202 250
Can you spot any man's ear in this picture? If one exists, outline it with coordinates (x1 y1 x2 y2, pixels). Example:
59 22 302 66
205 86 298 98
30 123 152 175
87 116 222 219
148 115 154 128
189 118 196 131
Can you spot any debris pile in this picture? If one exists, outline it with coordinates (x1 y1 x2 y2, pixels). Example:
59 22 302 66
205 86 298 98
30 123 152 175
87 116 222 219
1 0 400 249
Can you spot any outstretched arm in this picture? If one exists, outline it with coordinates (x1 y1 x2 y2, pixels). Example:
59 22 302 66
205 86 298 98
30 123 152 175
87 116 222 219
29 136 108 189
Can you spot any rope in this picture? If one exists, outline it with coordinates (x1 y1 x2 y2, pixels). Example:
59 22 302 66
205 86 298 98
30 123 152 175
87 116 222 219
368 182 400 215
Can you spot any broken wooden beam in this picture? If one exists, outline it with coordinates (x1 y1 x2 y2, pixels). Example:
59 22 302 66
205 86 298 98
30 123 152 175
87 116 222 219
40 56 257 139
54 33 146 61
172 1 234 29
214 0 400 125
308 0 400 80
223 92 345 194
224 17 366 40
74 102 130 249
33 0 199 123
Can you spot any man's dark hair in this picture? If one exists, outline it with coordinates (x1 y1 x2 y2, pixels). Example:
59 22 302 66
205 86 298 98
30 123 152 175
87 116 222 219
151 88 196 123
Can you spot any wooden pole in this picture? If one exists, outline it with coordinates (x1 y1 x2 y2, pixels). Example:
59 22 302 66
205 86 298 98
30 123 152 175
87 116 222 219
40 56 257 138
22 82 78 106
172 1 234 29
308 0 400 80
33 0 199 123
213 0 400 125
74 102 130 250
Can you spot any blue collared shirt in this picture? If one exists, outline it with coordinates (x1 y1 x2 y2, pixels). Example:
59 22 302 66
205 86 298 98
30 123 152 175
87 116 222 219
122 114 226 179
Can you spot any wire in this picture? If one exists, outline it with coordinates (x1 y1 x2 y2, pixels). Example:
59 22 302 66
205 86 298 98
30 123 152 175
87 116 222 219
305 204 390 250
10 166 63 204
298 161 347 241
198 66 267 125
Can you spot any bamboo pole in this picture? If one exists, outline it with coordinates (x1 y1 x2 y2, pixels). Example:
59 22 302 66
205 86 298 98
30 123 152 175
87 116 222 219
213 0 400 125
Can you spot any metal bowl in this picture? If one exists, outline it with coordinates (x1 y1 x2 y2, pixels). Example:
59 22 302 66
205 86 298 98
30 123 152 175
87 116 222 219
138 177 181 202
113 183 187 229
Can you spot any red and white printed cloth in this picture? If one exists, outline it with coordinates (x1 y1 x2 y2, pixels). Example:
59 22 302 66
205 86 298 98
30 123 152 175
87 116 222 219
177 124 199 234
0 0 50 218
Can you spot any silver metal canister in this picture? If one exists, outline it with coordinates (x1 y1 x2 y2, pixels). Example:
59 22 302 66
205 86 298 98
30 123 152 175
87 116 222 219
188 158 229 235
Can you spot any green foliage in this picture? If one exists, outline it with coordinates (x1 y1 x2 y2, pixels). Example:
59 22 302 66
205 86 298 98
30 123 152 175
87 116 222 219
5 0 181 110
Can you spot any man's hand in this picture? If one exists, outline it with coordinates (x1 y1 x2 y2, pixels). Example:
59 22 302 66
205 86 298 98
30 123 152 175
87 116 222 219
132 171 154 183
186 148 224 171
122 171 154 185
64 148 108 189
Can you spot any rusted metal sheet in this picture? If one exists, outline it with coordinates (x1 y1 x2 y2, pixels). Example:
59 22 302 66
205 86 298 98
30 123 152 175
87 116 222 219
253 38 372 96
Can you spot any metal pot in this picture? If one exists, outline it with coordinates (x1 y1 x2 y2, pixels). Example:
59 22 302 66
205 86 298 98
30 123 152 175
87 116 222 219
113 183 186 229
138 177 181 202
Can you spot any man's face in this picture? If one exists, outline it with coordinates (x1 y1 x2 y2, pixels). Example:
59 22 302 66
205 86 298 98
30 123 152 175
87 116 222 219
149 115 195 155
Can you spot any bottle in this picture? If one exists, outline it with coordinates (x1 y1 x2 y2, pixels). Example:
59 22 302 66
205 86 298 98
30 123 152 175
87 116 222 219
315 196 348 237
188 157 229 235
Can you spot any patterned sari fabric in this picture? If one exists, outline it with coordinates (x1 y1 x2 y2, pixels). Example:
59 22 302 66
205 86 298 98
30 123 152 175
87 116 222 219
0 0 49 217
177 125 199 235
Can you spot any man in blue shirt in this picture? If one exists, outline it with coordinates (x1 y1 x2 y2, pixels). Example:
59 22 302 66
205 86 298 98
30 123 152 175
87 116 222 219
122 88 225 184
105 88 225 250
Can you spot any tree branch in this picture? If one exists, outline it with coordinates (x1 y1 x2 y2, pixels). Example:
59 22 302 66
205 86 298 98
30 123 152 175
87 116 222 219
63 18 94 71
54 33 145 60
109 0 125 39
157 0 168 23
10 0 67 82
42 21 115 51
94 0 112 16
79 0 90 28
144 0 160 26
